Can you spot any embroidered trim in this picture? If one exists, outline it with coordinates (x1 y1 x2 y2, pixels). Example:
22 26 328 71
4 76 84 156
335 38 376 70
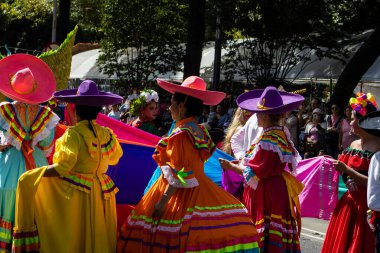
99 174 119 199
12 226 40 253
0 103 59 151
170 122 215 152
161 165 199 188
0 217 13 251
0 104 27 150
61 172 118 199
245 126 300 176
61 172 93 193
243 166 259 189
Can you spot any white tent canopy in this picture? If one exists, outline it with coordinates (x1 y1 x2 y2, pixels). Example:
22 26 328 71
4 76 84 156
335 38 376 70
70 39 380 84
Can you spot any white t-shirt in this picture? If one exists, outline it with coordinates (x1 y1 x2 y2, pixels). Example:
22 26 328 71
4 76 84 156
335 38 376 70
368 151 380 211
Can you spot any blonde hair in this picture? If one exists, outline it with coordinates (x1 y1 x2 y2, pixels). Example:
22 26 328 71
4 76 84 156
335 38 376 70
222 108 245 155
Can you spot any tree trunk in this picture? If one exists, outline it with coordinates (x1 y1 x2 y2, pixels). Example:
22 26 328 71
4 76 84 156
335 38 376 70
57 0 71 43
183 0 206 79
331 26 380 109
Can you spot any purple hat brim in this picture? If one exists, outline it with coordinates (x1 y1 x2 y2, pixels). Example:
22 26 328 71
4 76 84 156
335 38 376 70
358 111 380 138
237 89 304 114
54 89 123 106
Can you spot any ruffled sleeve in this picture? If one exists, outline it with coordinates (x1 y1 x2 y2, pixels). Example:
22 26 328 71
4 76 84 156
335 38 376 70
52 128 80 176
106 128 123 165
153 132 199 188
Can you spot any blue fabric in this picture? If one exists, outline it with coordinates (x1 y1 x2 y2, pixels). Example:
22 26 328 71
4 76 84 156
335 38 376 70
107 143 157 204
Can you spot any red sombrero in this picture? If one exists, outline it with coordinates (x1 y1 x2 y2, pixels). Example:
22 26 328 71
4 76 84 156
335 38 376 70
157 76 226 106
0 54 56 104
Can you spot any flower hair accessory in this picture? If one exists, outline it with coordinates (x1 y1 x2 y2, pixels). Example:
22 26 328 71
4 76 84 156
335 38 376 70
140 90 159 103
349 92 377 116
129 89 159 116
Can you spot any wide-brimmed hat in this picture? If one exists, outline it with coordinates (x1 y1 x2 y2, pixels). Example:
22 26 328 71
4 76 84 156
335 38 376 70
236 86 304 114
358 111 380 137
157 76 225 106
0 54 56 104
54 80 122 106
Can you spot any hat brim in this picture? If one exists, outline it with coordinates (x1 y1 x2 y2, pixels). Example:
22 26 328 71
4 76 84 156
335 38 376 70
358 111 380 138
54 89 123 106
237 89 304 114
0 54 56 104
157 79 225 106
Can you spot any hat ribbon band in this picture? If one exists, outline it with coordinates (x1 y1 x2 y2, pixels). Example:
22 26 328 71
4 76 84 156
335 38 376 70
257 100 271 110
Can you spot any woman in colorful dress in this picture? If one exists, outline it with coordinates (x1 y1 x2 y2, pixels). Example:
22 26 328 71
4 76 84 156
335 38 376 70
220 86 305 253
128 89 160 136
11 80 123 253
118 76 259 253
321 92 380 253
0 54 59 252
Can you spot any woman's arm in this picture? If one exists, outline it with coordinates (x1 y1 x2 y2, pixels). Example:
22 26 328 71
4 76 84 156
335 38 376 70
219 158 244 175
152 184 177 218
334 160 368 186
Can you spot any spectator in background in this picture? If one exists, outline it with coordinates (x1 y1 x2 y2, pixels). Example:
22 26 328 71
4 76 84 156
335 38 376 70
107 104 121 120
216 104 230 129
303 108 327 157
285 110 299 148
340 105 359 150
198 105 210 124
311 97 322 111
325 103 343 158
203 105 218 130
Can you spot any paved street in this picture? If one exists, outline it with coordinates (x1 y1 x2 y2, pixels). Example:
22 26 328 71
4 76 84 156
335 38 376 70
300 218 329 252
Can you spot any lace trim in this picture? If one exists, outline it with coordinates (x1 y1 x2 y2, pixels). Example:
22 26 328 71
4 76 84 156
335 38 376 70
161 165 199 188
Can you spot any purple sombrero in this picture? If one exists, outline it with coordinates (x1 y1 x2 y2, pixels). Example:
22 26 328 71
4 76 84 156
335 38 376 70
54 80 122 106
236 86 304 114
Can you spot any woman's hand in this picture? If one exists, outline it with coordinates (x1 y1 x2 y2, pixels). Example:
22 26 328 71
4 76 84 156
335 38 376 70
219 158 234 170
333 160 348 174
152 200 167 219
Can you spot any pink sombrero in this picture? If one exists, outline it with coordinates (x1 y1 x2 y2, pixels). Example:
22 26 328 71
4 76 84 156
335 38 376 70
157 76 226 106
0 54 56 104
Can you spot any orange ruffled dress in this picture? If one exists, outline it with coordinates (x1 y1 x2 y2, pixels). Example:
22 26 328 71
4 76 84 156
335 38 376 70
118 117 259 253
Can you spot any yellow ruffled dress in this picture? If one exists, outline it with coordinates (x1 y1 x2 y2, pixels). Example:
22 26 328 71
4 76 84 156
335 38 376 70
12 120 123 253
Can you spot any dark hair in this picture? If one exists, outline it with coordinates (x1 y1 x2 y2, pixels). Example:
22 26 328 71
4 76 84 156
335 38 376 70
173 92 203 118
354 103 377 119
75 105 103 120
